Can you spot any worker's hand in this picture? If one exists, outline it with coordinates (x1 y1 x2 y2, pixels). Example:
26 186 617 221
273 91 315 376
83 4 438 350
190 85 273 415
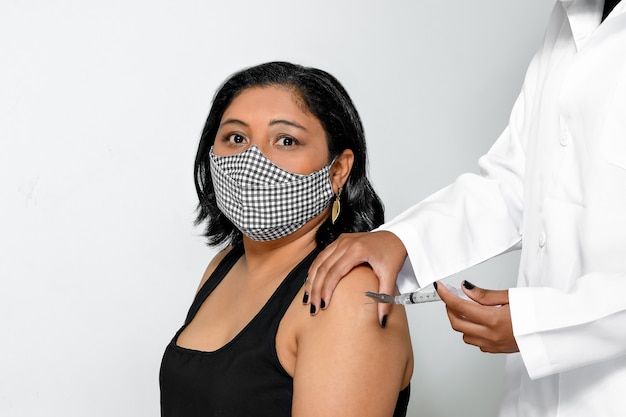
305 231 407 327
436 281 519 353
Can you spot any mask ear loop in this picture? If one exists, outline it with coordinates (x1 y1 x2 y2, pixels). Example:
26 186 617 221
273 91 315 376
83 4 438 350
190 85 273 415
331 187 342 224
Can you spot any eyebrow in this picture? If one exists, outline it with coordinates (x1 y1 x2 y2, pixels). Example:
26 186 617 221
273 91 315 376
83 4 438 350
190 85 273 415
269 119 307 131
219 118 248 128
219 118 307 131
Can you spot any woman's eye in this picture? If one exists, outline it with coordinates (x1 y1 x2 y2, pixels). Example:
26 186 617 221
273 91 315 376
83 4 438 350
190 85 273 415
227 133 246 144
277 136 296 147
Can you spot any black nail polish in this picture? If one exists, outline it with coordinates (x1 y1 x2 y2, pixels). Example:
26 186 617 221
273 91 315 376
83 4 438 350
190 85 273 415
302 292 309 304
320 299 326 309
310 304 316 315
381 315 388 328
433 282 438 290
463 280 475 290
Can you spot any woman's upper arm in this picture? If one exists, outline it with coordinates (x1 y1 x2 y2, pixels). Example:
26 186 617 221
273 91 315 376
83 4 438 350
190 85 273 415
292 265 413 417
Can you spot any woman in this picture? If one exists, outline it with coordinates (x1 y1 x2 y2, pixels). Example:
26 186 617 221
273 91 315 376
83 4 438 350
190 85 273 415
160 62 413 417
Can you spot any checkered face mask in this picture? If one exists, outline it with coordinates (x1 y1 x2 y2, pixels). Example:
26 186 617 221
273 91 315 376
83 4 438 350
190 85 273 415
209 145 335 241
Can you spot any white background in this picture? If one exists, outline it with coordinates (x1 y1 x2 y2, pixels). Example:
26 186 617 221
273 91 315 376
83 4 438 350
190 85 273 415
0 1 554 416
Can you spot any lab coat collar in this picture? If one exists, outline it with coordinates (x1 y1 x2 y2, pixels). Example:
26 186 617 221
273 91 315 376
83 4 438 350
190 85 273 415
559 0 604 50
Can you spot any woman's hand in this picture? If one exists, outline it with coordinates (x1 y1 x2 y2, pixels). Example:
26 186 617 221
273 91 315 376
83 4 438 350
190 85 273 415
437 281 519 353
305 231 408 326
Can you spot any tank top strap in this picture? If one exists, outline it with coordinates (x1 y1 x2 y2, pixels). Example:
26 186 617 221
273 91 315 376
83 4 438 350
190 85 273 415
183 243 244 325
264 247 321 321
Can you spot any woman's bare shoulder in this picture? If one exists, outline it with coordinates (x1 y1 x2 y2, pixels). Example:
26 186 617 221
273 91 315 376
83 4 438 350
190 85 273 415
291 264 413 416
195 246 235 292
328 264 388 312
335 264 380 293
310 264 411 337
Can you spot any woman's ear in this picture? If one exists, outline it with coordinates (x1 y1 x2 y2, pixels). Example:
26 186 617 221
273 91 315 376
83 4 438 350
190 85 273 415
330 149 354 193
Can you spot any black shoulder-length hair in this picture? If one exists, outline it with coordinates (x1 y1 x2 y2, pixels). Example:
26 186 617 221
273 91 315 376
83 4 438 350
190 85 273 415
194 61 384 248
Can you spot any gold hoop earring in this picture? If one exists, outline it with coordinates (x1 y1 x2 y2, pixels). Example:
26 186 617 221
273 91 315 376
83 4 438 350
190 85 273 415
331 187 342 224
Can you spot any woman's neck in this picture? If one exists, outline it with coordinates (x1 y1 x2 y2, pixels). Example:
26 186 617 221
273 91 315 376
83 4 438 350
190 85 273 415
241 231 318 280
240 210 329 277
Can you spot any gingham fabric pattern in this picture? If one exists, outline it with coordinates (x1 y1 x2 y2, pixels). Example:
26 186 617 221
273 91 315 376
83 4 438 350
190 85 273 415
209 145 334 241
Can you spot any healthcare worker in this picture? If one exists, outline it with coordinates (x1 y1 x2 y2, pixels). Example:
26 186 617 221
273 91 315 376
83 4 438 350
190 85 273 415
305 0 626 416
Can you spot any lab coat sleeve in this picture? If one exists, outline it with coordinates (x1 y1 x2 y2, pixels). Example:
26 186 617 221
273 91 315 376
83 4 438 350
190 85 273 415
379 80 530 292
510 272 626 379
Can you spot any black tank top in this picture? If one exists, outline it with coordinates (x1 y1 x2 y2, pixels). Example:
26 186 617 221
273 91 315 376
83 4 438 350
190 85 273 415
159 244 410 417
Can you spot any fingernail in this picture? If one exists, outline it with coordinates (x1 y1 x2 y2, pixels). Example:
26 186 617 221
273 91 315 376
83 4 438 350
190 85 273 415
463 280 475 290
302 292 309 304
320 299 326 309
310 304 316 315
381 315 388 328
433 282 438 290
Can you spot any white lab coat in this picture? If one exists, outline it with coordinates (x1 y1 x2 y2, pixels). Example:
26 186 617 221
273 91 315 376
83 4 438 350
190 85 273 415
381 1 626 415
